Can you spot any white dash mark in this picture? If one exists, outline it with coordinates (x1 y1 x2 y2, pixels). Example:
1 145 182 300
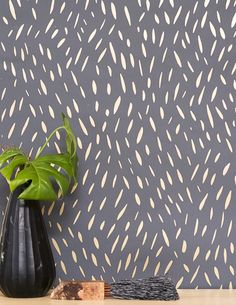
40 80 47 95
162 229 170 247
88 28 97 43
174 51 182 67
21 117 30 136
9 0 16 20
136 127 143 144
199 193 208 211
113 96 121 114
206 105 214 128
109 42 117 63
223 163 230 176
225 191 232 210
124 6 131 26
111 2 117 19
16 24 24 40
8 123 15 139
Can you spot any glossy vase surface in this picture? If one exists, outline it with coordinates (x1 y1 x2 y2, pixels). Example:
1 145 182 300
0 185 56 297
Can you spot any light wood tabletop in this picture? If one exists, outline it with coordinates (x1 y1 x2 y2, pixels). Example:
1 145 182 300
0 290 236 305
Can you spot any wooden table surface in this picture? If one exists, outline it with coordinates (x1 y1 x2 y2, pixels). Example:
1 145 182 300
0 290 236 305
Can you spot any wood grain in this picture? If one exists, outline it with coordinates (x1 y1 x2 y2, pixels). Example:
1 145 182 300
1 290 236 304
50 280 104 300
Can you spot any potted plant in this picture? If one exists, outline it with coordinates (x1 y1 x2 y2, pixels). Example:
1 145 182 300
0 114 77 298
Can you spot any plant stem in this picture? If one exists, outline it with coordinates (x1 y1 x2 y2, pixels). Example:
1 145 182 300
35 126 65 158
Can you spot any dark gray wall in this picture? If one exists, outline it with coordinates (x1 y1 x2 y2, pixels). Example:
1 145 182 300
0 0 235 288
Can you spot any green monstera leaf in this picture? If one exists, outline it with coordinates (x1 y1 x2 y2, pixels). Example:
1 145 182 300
0 150 28 181
7 153 73 200
0 114 77 201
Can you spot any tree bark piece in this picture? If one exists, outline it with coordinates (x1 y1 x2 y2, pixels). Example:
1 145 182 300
50 281 104 300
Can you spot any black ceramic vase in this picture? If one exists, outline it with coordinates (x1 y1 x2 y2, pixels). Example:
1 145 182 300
0 185 56 297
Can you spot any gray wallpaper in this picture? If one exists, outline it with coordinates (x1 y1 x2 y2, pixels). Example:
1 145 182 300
0 0 236 288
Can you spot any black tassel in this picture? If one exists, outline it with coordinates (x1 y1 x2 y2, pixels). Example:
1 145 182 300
109 275 179 300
